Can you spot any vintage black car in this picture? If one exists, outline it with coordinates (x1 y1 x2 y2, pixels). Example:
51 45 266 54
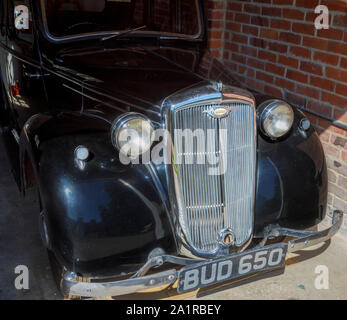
0 0 343 298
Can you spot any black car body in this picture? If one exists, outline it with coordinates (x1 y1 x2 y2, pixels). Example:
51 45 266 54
0 0 343 298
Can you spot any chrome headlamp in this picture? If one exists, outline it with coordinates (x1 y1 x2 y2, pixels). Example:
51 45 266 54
111 113 154 158
258 100 294 139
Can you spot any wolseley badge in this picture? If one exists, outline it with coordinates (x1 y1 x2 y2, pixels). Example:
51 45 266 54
204 107 232 119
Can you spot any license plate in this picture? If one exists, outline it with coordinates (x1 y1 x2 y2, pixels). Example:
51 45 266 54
177 243 288 293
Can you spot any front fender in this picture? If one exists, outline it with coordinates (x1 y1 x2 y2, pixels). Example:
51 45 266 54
38 133 177 277
254 108 328 235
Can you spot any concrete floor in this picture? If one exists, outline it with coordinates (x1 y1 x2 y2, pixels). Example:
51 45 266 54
0 137 346 300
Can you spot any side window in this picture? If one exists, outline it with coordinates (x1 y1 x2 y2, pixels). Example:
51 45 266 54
8 0 34 44
0 0 7 42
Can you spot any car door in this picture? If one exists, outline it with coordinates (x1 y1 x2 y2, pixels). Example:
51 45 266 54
5 0 48 129
1 0 48 186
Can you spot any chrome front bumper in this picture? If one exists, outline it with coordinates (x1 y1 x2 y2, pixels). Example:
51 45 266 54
63 210 343 298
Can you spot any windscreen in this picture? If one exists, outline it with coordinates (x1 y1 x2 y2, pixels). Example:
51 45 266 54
41 0 201 38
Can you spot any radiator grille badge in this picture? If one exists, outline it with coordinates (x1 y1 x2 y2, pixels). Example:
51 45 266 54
204 107 232 119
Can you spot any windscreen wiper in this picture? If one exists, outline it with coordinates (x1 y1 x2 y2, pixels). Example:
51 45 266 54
100 25 147 42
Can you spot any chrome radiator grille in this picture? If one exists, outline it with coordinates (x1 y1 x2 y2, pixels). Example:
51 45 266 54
172 102 256 253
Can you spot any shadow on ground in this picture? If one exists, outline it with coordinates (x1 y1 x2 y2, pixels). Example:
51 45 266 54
0 139 60 300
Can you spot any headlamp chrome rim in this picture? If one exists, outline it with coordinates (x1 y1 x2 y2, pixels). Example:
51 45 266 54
111 112 155 158
258 99 294 139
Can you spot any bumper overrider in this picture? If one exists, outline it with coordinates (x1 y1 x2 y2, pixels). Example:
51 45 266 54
63 211 343 298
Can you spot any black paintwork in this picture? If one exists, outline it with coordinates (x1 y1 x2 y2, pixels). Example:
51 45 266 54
0 0 327 277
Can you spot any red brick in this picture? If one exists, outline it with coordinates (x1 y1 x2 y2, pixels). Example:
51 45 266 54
290 46 311 59
248 57 265 70
278 55 299 68
334 110 347 125
266 63 285 76
322 142 341 158
260 29 279 40
232 53 246 64
240 45 257 57
296 0 316 8
275 78 295 91
209 40 223 49
292 22 315 36
244 4 261 14
246 78 265 93
225 42 239 52
253 0 271 3
209 20 224 29
208 30 223 39
262 7 282 17
242 25 259 37
283 8 305 20
310 76 336 91
336 83 347 96
235 13 251 24
322 92 347 108
258 50 277 62
271 19 291 30
273 0 293 5
329 184 347 200
296 84 320 99
286 70 308 83
317 28 344 41
210 10 224 20
342 151 347 163
209 1 226 10
226 22 241 32
333 14 347 28
338 175 347 189
264 85 283 98
331 135 347 149
318 118 346 136
313 52 339 66
327 41 347 55
227 1 242 11
268 42 288 53
307 101 332 117
302 36 328 50
341 57 347 69
279 32 301 44
285 92 306 106
251 16 270 27
326 67 347 82
320 0 347 13
256 71 274 83
300 61 323 76
250 37 268 49
305 12 317 23
232 34 248 44
333 197 347 213
210 50 221 58
317 128 331 143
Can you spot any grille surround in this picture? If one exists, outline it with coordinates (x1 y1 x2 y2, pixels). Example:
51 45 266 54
162 85 257 258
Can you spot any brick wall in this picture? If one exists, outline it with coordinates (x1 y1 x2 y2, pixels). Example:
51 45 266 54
207 0 347 236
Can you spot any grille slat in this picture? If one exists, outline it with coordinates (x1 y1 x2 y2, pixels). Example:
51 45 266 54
172 102 256 252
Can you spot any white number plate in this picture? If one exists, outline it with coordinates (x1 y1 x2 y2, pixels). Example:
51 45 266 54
177 243 288 293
